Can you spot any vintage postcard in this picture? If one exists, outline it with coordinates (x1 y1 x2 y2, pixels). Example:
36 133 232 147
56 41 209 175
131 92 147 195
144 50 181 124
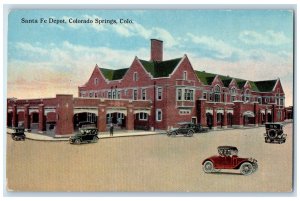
6 8 294 192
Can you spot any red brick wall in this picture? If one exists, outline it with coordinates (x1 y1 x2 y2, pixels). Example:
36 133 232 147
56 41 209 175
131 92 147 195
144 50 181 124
151 39 163 61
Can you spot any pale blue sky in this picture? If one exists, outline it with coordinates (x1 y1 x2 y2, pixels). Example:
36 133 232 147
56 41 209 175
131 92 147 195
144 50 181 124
7 10 294 105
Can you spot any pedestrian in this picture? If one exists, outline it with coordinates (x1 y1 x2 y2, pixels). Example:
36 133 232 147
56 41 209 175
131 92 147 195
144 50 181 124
110 123 114 136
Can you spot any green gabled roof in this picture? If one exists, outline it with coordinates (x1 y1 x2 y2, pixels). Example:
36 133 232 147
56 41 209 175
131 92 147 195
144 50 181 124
236 79 247 89
253 80 277 92
139 58 182 78
99 68 129 80
194 71 217 85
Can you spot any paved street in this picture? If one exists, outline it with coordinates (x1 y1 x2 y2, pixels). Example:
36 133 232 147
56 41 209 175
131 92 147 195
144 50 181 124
6 123 293 192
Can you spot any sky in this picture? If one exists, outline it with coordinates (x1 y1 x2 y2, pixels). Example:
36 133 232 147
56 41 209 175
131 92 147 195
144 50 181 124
7 10 294 106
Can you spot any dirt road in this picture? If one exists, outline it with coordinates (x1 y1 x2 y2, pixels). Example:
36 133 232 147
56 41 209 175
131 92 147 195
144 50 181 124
6 124 293 192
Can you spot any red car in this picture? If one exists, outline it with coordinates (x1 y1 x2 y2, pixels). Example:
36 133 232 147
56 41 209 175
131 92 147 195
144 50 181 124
202 146 258 175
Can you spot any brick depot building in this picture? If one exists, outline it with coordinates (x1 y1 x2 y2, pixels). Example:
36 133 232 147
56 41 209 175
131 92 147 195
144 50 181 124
7 39 288 136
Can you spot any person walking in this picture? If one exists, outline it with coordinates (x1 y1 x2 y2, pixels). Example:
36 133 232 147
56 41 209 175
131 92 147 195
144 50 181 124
110 123 114 136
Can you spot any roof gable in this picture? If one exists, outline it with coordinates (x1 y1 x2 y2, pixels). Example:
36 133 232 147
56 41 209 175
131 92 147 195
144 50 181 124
139 57 182 78
99 68 129 81
253 80 277 92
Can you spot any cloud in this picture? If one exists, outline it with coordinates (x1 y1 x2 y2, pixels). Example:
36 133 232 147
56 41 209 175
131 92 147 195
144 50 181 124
239 30 291 46
187 33 243 60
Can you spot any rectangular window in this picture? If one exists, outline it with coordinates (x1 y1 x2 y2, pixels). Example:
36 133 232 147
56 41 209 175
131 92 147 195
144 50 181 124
156 109 162 121
190 90 194 101
117 91 121 99
108 92 111 99
124 89 127 96
157 87 162 100
112 91 116 99
142 89 146 100
94 78 98 85
139 113 148 121
89 92 93 97
203 92 207 100
133 89 138 100
231 96 235 102
265 97 269 103
95 93 98 98
177 89 182 101
133 72 138 81
214 94 220 102
258 97 262 104
183 71 187 80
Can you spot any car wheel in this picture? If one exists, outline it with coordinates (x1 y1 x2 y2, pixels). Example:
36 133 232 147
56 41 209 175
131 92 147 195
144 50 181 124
92 136 98 143
240 162 254 175
187 130 194 137
203 161 215 173
75 139 81 145
171 131 177 137
252 163 258 173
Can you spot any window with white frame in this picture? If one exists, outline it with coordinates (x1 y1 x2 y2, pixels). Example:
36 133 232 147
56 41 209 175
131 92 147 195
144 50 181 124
157 87 162 100
95 93 98 98
230 87 236 94
89 92 93 97
133 72 138 81
112 91 116 99
124 89 127 96
142 89 146 100
133 89 138 100
156 109 162 121
139 113 148 121
258 97 262 104
203 92 207 100
117 113 124 119
108 92 112 99
214 85 221 102
244 89 251 102
265 97 269 103
183 71 187 80
177 88 182 101
117 91 121 99
94 78 98 85
231 96 235 102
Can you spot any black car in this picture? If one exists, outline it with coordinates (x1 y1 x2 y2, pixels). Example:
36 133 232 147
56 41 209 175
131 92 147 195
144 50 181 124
264 123 286 144
69 127 99 144
12 127 26 141
194 123 209 133
167 122 206 137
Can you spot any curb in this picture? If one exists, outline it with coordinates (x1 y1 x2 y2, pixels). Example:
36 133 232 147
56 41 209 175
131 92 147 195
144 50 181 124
6 131 166 142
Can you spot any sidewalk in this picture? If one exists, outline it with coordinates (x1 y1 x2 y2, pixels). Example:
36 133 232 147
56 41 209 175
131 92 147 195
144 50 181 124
6 128 165 141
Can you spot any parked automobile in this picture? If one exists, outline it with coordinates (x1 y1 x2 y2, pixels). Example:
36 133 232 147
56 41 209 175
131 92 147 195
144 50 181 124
264 123 286 144
202 146 258 175
69 127 99 144
167 122 198 137
12 127 26 141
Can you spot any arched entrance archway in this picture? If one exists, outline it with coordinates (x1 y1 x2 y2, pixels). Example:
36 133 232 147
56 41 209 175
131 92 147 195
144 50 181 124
73 112 97 131
227 113 233 127
106 112 126 130
243 111 255 126
206 113 213 129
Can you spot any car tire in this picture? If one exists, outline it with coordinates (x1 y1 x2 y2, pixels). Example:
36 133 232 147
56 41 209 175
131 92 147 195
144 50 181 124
171 131 177 137
187 130 194 137
92 136 98 143
267 129 277 140
75 139 81 145
203 161 215 173
240 162 254 175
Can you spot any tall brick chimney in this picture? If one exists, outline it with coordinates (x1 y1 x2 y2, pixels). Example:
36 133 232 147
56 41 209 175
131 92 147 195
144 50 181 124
150 39 163 62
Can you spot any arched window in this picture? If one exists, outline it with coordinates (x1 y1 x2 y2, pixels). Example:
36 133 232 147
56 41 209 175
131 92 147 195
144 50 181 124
214 85 220 93
244 89 251 102
214 85 221 102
